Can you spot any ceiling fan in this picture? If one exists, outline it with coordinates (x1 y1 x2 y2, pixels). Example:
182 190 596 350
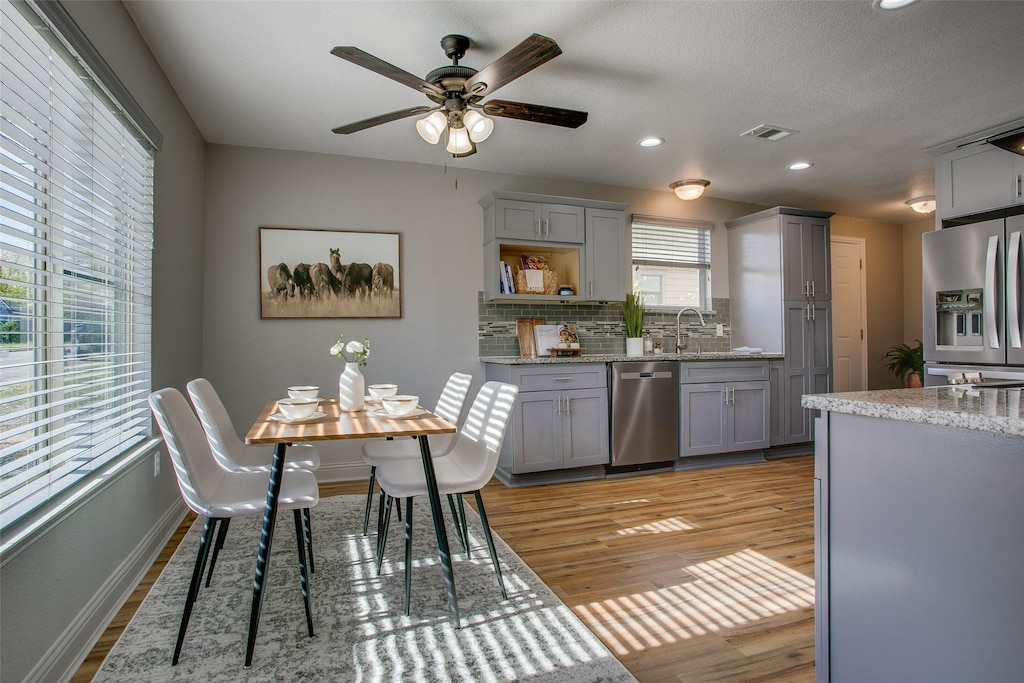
331 33 588 157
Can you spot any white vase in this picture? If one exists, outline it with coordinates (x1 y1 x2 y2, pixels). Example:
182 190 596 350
625 337 644 357
338 362 365 411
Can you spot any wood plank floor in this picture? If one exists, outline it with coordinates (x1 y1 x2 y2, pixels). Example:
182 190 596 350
71 456 815 683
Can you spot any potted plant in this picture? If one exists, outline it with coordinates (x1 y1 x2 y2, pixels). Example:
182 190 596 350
882 339 924 388
623 292 645 356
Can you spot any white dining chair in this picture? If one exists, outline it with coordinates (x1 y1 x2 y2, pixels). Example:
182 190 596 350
374 381 519 615
149 387 319 665
360 372 472 537
187 377 319 576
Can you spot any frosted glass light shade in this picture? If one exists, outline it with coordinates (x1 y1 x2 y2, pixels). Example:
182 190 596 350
907 195 936 214
463 110 494 142
415 111 447 145
669 179 710 200
445 124 473 155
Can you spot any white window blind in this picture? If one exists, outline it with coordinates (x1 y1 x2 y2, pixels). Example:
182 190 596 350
1 0 155 528
631 215 712 309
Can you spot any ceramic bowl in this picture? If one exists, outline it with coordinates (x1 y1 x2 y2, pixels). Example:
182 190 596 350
278 397 319 419
287 385 319 399
381 394 418 416
367 383 399 400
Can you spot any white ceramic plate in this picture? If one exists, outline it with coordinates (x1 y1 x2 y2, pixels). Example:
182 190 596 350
269 411 326 423
370 407 426 419
363 396 382 404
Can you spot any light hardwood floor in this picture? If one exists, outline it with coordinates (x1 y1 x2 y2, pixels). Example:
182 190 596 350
72 456 815 683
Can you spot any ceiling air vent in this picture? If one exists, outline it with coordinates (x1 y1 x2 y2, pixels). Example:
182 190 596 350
741 124 799 141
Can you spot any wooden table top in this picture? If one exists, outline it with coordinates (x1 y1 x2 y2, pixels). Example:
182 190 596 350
244 397 456 445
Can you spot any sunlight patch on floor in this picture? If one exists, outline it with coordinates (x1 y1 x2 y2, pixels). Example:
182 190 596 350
616 517 697 535
574 548 815 656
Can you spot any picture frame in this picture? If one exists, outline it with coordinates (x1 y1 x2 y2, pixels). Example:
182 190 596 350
259 227 401 319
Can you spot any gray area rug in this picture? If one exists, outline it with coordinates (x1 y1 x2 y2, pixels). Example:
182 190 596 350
95 494 636 682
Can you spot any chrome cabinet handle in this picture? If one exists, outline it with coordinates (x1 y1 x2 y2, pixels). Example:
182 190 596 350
810 280 815 297
553 376 572 382
723 389 729 404
811 305 816 321
555 395 562 415
1017 174 1022 199
535 219 542 237
564 396 571 415
985 234 1001 349
1010 231 1022 349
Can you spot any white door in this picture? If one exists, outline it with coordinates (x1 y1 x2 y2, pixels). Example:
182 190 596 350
831 237 867 392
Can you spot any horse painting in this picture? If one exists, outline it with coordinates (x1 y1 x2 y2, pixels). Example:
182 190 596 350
266 263 294 300
371 262 395 297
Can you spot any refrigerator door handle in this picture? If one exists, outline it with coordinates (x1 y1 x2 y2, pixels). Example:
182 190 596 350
985 234 1000 349
1009 231 1022 349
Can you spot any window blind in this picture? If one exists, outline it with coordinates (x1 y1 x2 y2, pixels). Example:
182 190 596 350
1 0 155 527
631 216 712 269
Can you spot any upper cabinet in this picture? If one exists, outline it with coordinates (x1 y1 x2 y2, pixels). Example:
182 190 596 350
935 142 1024 219
480 191 628 302
780 213 831 301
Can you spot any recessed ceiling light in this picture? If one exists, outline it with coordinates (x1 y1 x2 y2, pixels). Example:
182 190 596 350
638 137 664 148
787 161 813 171
872 0 920 10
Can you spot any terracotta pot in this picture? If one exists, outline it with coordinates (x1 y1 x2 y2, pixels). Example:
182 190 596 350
905 372 923 388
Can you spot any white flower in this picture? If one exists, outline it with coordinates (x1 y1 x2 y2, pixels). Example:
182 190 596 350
330 342 344 356
345 340 364 354
330 334 371 367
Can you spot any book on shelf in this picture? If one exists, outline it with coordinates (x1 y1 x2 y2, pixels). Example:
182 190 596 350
503 262 516 293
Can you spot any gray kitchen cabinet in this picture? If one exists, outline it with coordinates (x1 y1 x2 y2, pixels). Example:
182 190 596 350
769 359 785 446
680 361 770 457
935 141 1024 219
584 207 627 301
727 207 834 446
481 193 585 243
485 363 609 475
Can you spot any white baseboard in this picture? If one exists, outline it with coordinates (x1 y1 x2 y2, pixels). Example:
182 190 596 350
28 499 188 683
314 460 370 482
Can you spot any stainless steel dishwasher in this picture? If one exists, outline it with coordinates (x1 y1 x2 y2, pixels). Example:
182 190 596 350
609 361 679 469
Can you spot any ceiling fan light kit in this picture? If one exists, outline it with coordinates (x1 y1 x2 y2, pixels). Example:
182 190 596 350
670 179 710 200
332 33 588 158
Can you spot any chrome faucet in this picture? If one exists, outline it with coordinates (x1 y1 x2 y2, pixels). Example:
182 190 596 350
676 307 708 352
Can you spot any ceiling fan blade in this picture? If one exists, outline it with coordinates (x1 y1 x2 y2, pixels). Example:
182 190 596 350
332 106 435 134
481 100 588 128
331 46 444 98
463 34 562 97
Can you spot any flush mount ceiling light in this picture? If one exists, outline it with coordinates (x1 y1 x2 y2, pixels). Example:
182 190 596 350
670 179 710 200
331 33 588 158
906 195 936 214
638 136 665 148
787 161 813 171
872 0 921 10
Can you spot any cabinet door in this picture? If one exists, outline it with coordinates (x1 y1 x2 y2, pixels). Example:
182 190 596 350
769 360 785 446
510 390 561 473
494 199 543 241
783 302 812 444
808 302 833 398
681 383 728 456
729 381 771 451
781 216 808 300
585 208 626 301
937 143 1017 218
806 217 831 300
782 215 830 300
542 204 586 243
562 387 610 468
1015 155 1024 207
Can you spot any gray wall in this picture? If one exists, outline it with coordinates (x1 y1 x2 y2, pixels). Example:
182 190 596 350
201 144 765 478
0 2 205 682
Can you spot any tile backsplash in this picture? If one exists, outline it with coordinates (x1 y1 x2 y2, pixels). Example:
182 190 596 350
478 293 732 356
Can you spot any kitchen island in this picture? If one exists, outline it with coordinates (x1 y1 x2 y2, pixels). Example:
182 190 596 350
480 351 784 364
803 386 1024 683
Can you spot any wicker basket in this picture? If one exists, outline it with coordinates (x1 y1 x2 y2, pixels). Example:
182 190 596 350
514 267 559 295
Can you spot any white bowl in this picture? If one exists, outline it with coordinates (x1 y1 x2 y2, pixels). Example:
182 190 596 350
381 394 418 416
287 385 319 399
278 397 319 419
367 383 398 400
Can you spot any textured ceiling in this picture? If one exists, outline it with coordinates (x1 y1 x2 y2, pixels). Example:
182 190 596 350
123 0 1024 225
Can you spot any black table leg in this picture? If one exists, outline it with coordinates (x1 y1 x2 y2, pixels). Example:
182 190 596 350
245 441 287 667
418 435 460 627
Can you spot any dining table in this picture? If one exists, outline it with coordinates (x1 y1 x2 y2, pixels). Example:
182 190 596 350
242 396 458 668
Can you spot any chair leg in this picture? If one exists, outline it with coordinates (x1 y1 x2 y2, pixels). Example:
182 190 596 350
376 495 393 575
173 516 217 665
404 496 414 615
303 508 315 574
292 510 315 637
204 517 231 588
474 490 507 601
362 466 377 535
447 494 468 553
456 495 469 553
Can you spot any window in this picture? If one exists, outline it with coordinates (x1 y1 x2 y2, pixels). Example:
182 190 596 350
631 215 712 309
1 0 157 529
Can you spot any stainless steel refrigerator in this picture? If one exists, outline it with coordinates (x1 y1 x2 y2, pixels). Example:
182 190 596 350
922 208 1024 385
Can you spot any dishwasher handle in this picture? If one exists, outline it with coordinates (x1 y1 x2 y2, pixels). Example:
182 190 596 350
618 371 674 380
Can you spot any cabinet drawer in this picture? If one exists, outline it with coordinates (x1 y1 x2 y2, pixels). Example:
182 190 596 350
510 364 607 391
680 361 770 384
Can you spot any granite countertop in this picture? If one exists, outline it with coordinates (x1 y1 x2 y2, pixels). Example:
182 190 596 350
802 387 1024 437
481 352 784 365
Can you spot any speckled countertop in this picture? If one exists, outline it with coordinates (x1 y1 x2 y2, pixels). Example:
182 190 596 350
480 352 784 364
803 387 1024 437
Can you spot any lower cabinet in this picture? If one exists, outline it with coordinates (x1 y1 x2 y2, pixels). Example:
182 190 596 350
680 361 771 457
485 363 609 475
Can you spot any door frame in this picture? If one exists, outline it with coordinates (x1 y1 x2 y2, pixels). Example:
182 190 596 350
830 235 868 391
